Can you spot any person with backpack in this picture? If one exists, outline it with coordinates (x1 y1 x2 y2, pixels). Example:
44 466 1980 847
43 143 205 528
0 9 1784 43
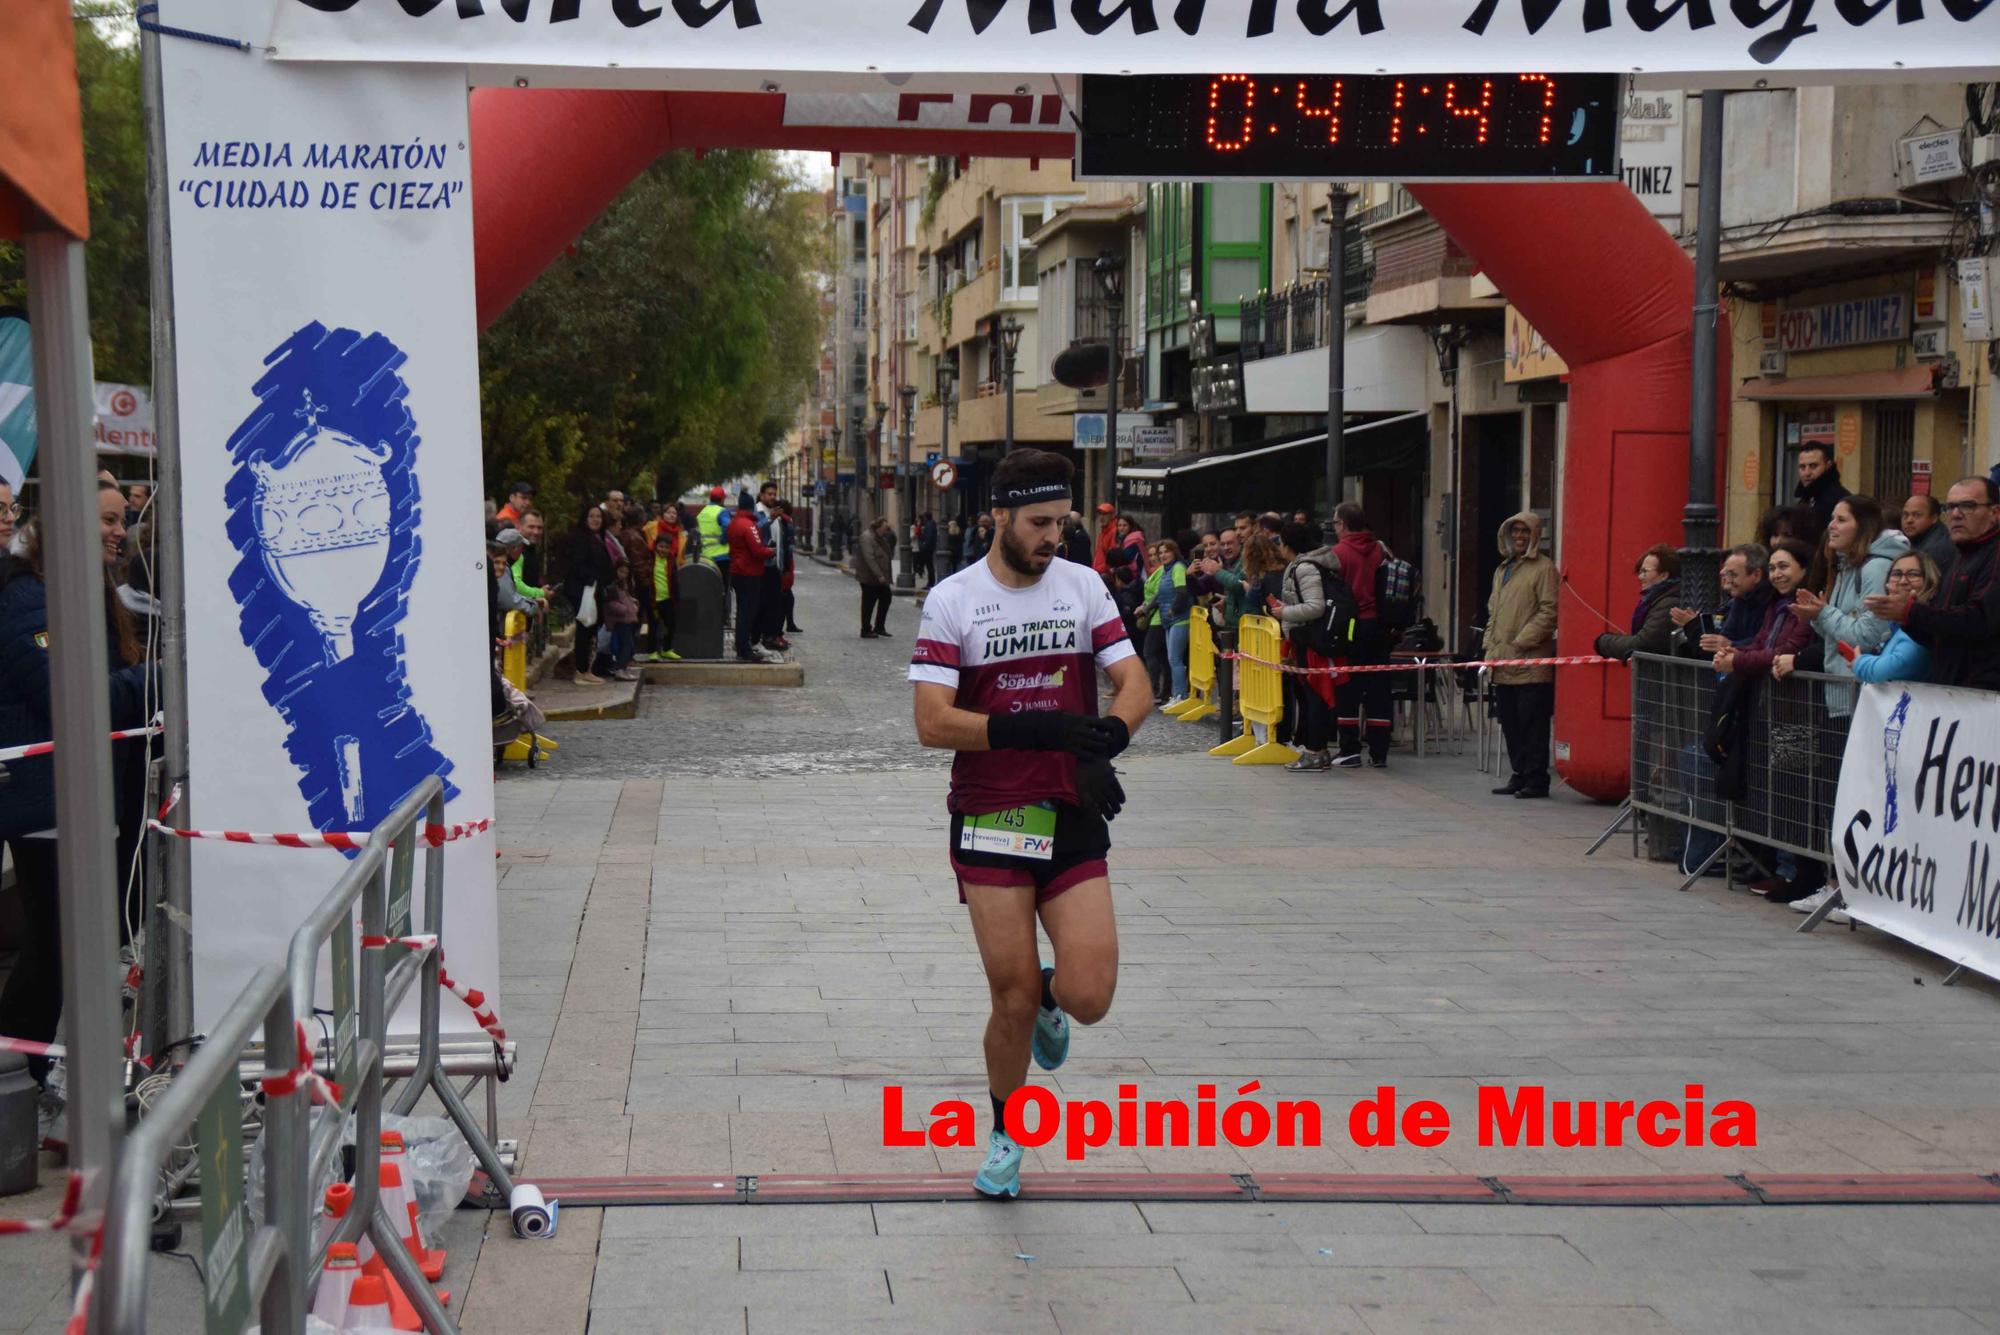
1269 521 1348 772
1330 503 1398 769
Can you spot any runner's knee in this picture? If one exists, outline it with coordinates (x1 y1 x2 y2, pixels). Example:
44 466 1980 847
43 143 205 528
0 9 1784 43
1059 965 1116 1025
989 978 1041 1030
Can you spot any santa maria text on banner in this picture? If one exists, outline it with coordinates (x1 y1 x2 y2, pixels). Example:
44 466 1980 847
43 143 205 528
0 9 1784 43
1834 682 2000 985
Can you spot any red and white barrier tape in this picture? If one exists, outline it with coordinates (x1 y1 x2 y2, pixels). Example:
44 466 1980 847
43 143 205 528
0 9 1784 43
1222 651 1619 677
260 1020 344 1106
361 935 507 1044
64 1245 96 1335
0 1171 82 1237
147 816 493 850
0 1036 64 1060
0 1172 100 1333
0 720 163 765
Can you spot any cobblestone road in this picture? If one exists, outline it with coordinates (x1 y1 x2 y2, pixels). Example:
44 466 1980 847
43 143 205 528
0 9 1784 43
510 559 1218 780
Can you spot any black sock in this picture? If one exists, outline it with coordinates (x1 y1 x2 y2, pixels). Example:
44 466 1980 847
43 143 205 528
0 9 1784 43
991 1091 1009 1137
1040 965 1057 1013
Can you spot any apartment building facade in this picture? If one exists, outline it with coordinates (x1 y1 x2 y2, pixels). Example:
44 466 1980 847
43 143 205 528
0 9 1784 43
803 87 1997 649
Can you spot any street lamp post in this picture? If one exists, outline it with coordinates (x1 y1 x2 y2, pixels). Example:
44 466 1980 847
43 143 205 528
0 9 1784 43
1325 186 1352 513
827 426 845 562
896 385 917 589
1093 248 1127 515
1000 317 1023 454
937 360 957 570
867 401 886 540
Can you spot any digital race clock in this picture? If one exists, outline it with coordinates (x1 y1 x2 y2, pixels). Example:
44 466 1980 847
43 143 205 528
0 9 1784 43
1077 73 1623 182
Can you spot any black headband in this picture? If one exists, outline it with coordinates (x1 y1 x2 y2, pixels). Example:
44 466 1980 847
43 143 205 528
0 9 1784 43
995 482 1071 508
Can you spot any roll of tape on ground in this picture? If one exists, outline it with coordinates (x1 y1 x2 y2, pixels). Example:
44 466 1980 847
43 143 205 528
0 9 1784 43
510 1183 554 1238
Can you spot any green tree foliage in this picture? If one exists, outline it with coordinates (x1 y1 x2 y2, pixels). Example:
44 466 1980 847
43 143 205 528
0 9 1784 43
0 17 152 385
479 150 819 521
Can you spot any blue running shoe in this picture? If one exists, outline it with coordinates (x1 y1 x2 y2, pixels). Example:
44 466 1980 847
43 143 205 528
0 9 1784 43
1032 967 1069 1072
973 1129 1023 1199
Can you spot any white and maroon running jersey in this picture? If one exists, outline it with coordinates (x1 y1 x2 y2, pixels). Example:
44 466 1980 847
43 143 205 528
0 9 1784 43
909 556 1135 815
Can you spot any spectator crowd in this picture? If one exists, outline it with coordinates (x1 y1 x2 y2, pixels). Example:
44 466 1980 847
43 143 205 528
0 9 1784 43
483 479 810 703
1591 442 2000 923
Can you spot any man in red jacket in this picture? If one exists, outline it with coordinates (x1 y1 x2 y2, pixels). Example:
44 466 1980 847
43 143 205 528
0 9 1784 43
726 489 776 663
1331 503 1393 768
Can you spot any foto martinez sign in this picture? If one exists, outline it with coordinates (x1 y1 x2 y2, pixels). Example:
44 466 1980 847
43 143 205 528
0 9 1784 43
1776 294 1909 353
1835 683 2000 984
269 0 1999 78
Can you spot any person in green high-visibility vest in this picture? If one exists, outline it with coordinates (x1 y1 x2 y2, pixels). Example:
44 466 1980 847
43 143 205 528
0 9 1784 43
695 484 732 627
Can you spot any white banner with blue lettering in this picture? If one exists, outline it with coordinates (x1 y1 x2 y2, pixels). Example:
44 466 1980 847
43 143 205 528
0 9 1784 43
268 0 1999 80
1834 682 2000 985
161 0 499 1030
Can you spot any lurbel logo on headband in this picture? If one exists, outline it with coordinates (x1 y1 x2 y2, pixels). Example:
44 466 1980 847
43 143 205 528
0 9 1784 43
996 483 1071 507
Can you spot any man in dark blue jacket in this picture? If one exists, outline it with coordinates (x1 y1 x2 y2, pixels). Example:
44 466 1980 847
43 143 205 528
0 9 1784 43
0 551 150 1075
1673 544 1773 657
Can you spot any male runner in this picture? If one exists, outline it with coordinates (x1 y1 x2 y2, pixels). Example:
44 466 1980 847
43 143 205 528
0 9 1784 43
908 449 1152 1198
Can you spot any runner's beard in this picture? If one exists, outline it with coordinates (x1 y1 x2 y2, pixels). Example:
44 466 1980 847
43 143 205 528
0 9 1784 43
998 518 1056 578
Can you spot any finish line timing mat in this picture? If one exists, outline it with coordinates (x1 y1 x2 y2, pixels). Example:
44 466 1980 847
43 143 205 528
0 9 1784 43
506 1171 2000 1209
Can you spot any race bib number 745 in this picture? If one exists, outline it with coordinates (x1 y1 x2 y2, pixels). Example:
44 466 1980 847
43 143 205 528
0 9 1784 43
959 802 1057 861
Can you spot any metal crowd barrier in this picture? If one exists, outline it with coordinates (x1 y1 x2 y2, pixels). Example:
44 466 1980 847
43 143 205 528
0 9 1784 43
1623 652 1856 891
99 776 519 1333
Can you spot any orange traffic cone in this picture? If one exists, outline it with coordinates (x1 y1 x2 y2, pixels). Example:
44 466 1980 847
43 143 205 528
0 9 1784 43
380 1134 446 1282
360 1249 452 1333
322 1182 377 1264
345 1273 395 1332
377 1158 446 1283
310 1242 360 1329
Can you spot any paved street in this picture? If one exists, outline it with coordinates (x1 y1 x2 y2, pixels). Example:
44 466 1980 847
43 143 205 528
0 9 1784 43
453 557 2000 1334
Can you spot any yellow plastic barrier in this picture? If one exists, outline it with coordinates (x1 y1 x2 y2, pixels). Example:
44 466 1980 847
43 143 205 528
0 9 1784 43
502 611 528 691
1228 614 1298 765
499 611 559 766
1165 612 1219 722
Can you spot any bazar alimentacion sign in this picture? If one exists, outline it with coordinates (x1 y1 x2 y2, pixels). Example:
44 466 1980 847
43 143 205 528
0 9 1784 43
273 0 2000 75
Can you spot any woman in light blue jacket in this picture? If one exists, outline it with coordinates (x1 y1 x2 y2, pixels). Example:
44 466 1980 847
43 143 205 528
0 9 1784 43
1781 496 1905 716
1850 551 1939 685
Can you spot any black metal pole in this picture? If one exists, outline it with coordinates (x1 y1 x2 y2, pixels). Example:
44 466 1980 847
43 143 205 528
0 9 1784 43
1003 345 1017 454
1325 187 1351 513
897 388 917 589
1105 299 1122 514
1683 91 1726 592
1215 624 1237 748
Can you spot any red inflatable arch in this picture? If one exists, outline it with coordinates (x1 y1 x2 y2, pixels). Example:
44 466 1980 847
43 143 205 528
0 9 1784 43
1411 184 1728 801
468 92 1725 801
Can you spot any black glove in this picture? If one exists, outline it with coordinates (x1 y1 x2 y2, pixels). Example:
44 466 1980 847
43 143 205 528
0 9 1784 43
1074 758 1126 821
987 710 1118 760
1092 714 1131 759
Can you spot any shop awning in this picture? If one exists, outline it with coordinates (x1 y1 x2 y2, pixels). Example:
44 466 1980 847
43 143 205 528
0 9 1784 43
0 0 89 241
1122 410 1427 481
1739 367 1938 402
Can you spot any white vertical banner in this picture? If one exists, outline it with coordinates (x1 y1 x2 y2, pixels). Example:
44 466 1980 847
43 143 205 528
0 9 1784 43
160 0 498 1031
1834 682 2000 984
